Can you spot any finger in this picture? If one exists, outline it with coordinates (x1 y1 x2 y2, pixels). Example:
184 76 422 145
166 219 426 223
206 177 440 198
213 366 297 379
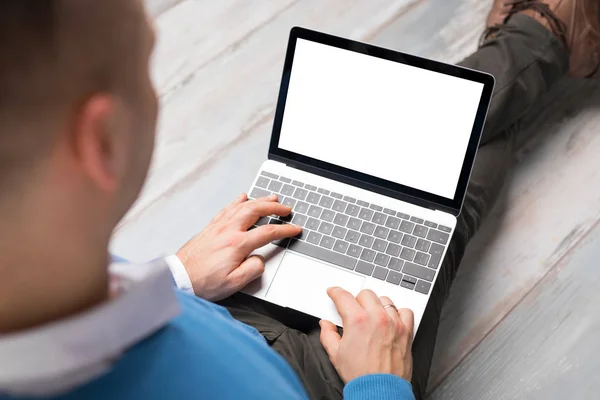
225 255 265 296
380 296 400 321
242 223 302 251
355 289 383 312
319 320 341 360
398 308 415 339
235 201 294 229
253 193 279 202
212 193 248 223
327 287 363 324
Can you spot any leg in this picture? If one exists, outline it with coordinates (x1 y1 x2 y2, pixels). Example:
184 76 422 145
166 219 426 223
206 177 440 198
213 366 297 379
410 14 568 399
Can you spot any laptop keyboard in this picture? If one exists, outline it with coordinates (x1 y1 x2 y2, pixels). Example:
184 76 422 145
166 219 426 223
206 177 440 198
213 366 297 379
249 171 452 296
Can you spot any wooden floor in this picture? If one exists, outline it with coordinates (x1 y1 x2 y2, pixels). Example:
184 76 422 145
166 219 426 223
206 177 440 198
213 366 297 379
112 1 600 398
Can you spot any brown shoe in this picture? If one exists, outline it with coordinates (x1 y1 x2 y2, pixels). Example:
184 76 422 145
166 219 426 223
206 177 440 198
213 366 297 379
483 0 600 78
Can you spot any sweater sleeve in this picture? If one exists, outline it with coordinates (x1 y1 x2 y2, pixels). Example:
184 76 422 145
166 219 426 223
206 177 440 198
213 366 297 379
343 374 415 400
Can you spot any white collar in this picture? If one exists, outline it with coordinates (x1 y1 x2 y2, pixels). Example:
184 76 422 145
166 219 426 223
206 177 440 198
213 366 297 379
0 259 181 397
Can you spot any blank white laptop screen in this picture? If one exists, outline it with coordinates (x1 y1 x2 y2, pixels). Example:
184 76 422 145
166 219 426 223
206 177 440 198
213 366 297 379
278 39 485 200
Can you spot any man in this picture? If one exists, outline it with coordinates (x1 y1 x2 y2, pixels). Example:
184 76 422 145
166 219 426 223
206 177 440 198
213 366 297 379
0 0 597 399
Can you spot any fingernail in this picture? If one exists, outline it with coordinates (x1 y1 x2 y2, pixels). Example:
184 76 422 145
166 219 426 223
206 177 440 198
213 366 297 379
318 320 323 328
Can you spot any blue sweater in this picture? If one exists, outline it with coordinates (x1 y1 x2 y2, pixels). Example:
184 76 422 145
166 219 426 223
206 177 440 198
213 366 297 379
1 290 414 399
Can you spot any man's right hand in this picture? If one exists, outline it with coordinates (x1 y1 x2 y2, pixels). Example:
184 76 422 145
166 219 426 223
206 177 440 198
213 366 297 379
319 287 414 383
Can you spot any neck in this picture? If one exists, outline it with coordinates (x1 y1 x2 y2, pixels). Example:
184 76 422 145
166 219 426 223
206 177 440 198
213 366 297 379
0 195 111 334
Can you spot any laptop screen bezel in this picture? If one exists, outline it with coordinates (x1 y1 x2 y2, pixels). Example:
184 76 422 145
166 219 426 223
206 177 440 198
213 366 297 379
268 27 495 216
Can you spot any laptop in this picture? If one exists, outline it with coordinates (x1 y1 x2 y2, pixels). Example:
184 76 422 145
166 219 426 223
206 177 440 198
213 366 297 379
242 27 494 333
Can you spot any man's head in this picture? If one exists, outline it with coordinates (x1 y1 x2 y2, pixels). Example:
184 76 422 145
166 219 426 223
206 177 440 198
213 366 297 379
0 0 157 229
0 0 158 331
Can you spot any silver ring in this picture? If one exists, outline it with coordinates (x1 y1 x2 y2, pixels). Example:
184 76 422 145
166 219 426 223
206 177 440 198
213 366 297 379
383 304 398 312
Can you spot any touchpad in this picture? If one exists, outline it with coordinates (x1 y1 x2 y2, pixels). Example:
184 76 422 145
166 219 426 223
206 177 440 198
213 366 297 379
266 252 365 326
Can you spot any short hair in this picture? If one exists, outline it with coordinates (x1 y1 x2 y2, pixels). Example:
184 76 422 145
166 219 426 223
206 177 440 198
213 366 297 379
0 0 143 191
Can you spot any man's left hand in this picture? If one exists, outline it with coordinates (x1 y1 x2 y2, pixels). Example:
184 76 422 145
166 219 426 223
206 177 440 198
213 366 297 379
176 193 301 301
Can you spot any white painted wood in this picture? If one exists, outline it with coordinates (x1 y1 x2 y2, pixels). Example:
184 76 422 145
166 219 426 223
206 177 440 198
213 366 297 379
429 221 600 399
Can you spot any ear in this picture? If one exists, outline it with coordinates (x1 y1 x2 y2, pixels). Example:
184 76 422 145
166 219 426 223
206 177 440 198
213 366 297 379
71 94 127 192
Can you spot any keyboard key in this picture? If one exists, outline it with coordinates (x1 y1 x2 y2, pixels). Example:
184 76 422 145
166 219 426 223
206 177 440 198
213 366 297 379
427 229 450 245
333 213 349 226
410 216 424 224
388 258 404 271
306 231 322 245
279 176 292 183
305 218 320 231
345 204 360 217
413 225 429 238
279 212 293 223
401 235 417 248
384 216 401 230
282 197 296 208
360 222 376 235
386 271 403 285
346 244 362 258
358 208 374 221
414 252 430 266
256 216 270 226
272 236 289 248
292 180 304 187
250 187 270 199
374 225 389 239
357 200 369 207
415 239 431 252
402 275 417 285
293 188 308 201
347 217 362 231
397 212 410 220
332 200 347 212
288 239 357 271
415 280 432 295
359 234 374 248
319 196 334 209
402 262 435 282
256 176 270 188
428 243 444 269
318 222 334 235
291 214 307 227
332 225 347 239
400 280 415 290
424 221 437 228
385 243 401 257
261 171 278 179
281 184 296 196
372 212 387 225
333 240 349 253
321 209 335 222
360 248 376 262
438 225 452 233
399 220 415 234
331 192 343 199
320 236 335 249
345 230 360 244
374 253 390 267
317 188 330 195
305 184 317 191
355 261 375 276
268 180 283 192
294 201 309 214
343 196 356 203
306 192 321 205
383 208 396 215
387 230 402 244
308 205 323 218
372 238 387 252
400 248 416 261
369 204 383 211
373 266 388 281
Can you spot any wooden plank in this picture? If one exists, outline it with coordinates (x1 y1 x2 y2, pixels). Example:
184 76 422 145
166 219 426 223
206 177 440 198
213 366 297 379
428 220 600 399
113 0 420 242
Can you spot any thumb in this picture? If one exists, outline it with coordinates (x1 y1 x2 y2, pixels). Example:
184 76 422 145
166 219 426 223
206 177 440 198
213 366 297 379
319 320 341 360
227 255 265 291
